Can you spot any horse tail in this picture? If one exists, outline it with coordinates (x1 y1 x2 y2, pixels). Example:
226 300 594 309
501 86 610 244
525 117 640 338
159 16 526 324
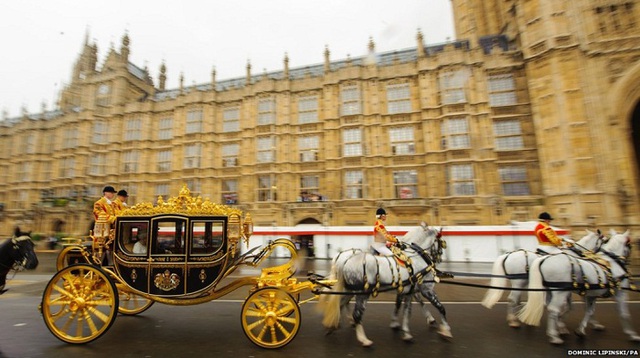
318 261 346 330
517 257 545 326
481 253 508 309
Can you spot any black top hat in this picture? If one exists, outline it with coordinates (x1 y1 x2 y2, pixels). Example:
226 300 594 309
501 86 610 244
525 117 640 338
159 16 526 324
117 190 128 197
538 212 554 221
102 186 117 193
376 208 387 216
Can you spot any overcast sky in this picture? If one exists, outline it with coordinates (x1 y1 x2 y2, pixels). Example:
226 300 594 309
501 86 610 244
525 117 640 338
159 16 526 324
0 0 455 118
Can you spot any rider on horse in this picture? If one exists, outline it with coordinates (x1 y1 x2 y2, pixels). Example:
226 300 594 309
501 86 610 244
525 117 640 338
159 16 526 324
535 212 568 254
371 208 399 256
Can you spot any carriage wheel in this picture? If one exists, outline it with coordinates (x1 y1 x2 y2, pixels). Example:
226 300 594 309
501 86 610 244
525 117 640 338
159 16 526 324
41 264 119 344
117 285 154 315
56 246 88 271
241 287 301 349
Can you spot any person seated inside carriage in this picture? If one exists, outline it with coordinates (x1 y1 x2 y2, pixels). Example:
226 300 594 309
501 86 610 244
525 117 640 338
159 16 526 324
371 208 398 256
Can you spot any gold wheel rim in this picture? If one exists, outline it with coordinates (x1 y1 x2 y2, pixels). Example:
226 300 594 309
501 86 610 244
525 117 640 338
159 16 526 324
117 286 154 315
241 288 301 349
41 265 118 344
56 246 86 271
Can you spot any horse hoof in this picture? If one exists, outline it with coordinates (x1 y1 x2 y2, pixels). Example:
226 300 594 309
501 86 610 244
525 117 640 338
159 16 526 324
575 329 586 338
508 320 521 328
438 327 453 339
427 318 437 326
0 289 7 295
325 327 337 336
559 327 570 336
390 321 401 330
360 339 374 347
629 335 640 342
402 333 414 342
549 337 564 345
591 323 605 331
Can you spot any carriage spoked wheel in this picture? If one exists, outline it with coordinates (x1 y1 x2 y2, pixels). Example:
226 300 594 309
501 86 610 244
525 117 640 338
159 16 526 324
116 284 154 315
41 264 119 344
241 287 301 349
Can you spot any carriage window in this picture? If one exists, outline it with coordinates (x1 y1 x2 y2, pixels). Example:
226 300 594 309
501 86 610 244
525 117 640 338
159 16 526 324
154 220 186 254
191 220 224 255
118 221 149 255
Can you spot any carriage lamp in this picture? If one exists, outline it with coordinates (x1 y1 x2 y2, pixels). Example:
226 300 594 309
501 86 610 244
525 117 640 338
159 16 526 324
243 213 253 244
228 213 241 257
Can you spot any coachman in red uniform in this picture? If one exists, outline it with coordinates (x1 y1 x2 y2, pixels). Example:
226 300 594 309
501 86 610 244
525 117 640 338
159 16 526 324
535 212 564 254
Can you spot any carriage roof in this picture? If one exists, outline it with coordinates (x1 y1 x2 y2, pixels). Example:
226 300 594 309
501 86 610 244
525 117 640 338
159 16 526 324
117 185 245 218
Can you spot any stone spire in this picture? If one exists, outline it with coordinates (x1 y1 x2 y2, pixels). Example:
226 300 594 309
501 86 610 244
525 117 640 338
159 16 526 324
211 66 216 91
159 61 167 91
246 60 252 84
121 31 130 63
368 36 375 53
365 37 376 66
324 45 330 73
417 28 425 58
283 53 289 79
179 72 184 94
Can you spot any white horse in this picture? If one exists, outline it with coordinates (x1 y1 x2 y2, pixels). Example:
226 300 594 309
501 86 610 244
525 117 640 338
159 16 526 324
518 229 640 344
482 230 606 328
318 223 448 347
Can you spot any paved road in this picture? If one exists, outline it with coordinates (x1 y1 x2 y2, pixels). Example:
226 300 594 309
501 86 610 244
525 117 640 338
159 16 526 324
2 252 640 357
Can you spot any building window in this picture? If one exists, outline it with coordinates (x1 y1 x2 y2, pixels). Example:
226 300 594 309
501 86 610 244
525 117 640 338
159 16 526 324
341 84 361 116
257 175 276 202
222 143 239 167
257 98 276 125
223 106 240 132
17 162 30 182
63 128 78 149
93 121 109 144
89 153 107 175
488 74 517 107
157 150 172 172
186 109 203 134
59 157 75 178
123 150 140 173
300 175 320 201
386 83 411 114
222 179 238 204
439 69 469 104
298 95 318 124
344 170 364 199
390 127 415 155
155 183 170 201
125 118 142 141
25 134 36 154
342 128 363 156
257 136 275 163
494 119 524 150
96 84 111 107
441 118 470 149
448 164 476 196
299 136 319 162
42 161 52 180
393 170 418 199
184 144 201 169
499 166 531 196
158 117 173 140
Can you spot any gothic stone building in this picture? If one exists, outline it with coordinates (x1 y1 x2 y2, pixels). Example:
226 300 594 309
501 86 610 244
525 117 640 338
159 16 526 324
1 0 640 237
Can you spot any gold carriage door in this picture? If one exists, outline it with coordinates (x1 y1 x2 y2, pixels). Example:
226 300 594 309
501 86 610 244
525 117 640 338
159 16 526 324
148 217 187 296
186 218 228 294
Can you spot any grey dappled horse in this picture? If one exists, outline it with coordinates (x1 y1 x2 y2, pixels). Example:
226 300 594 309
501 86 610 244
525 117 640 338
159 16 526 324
518 230 640 344
482 230 606 328
319 223 448 346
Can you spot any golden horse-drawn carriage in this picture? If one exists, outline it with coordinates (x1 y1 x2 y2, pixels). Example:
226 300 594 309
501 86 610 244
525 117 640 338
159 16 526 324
39 186 331 348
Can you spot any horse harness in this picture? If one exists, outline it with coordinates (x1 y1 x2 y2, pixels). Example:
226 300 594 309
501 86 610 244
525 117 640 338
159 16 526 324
538 250 628 297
